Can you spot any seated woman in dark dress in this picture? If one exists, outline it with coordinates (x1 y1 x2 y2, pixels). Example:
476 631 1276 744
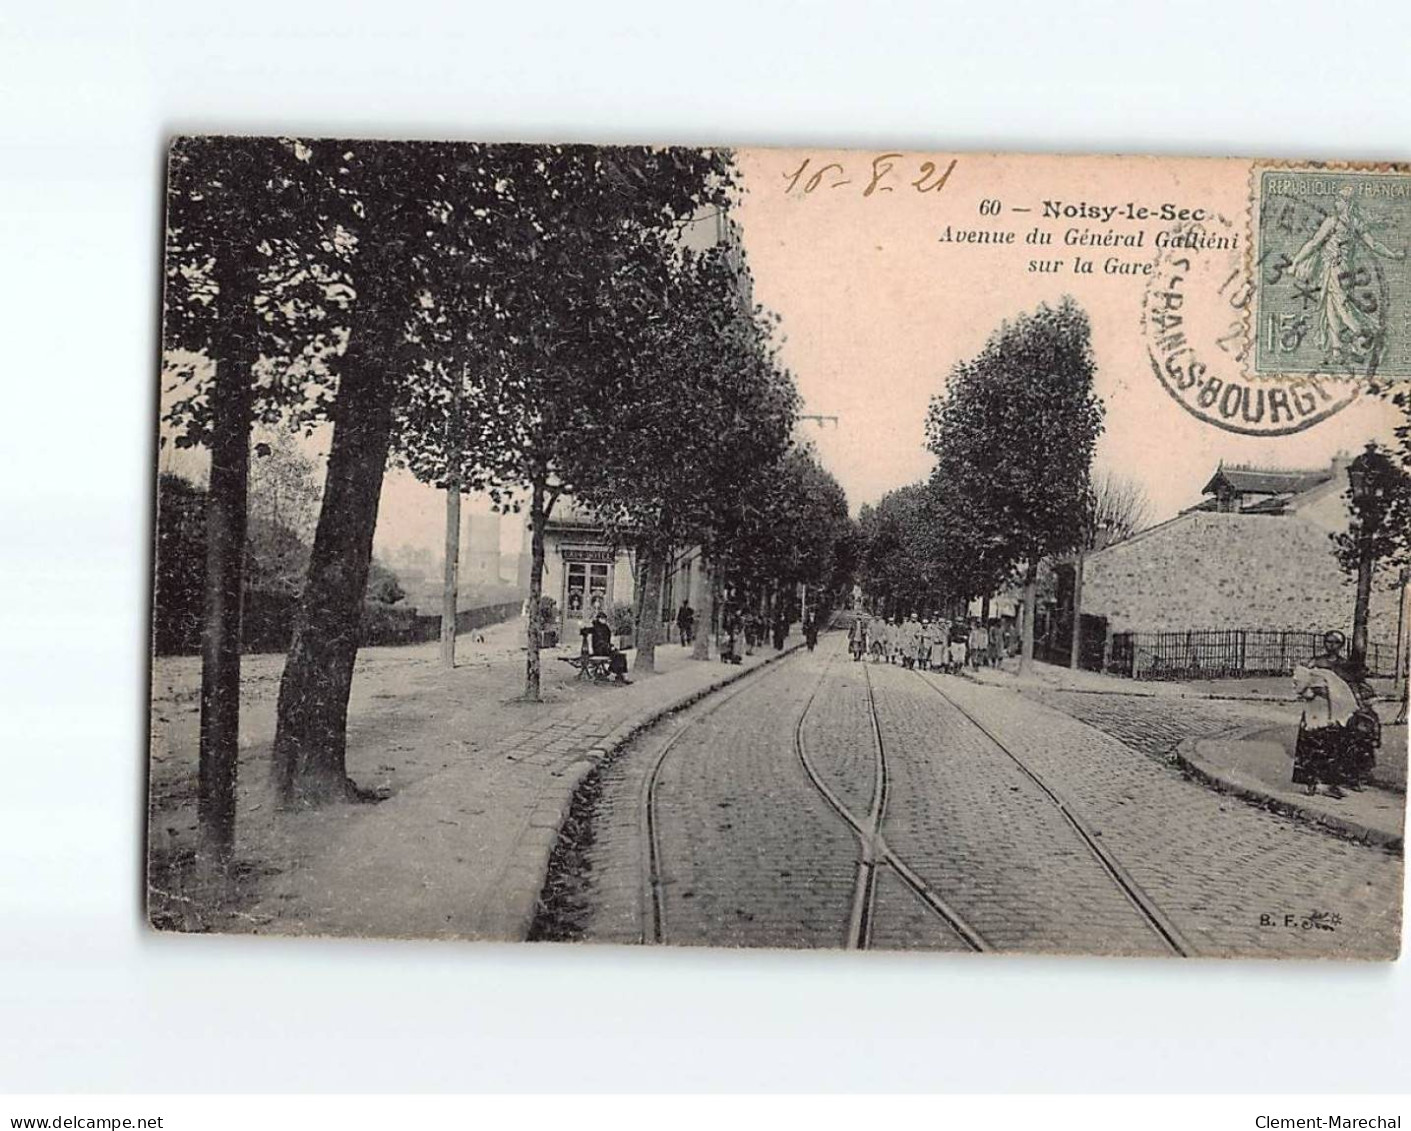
1294 630 1379 798
587 610 630 683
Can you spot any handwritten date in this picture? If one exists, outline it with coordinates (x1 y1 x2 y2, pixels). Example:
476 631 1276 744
783 154 957 198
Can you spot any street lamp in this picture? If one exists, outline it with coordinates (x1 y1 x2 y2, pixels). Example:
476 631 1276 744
1346 442 1379 673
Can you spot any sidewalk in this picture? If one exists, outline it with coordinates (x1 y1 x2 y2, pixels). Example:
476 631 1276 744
972 655 1402 705
966 655 1405 848
968 656 1294 701
150 622 803 941
1176 728 1405 851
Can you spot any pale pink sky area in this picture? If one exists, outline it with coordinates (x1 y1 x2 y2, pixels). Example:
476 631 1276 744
730 149 1396 522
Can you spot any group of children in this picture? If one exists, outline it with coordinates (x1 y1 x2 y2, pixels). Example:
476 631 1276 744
847 613 1004 673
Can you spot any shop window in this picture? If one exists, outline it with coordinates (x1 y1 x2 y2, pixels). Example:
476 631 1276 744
588 563 609 611
566 562 587 617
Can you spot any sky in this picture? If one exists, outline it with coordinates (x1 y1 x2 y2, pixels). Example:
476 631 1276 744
729 148 1399 523
164 148 1402 559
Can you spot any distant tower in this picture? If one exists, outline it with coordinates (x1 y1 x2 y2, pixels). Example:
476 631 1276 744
461 512 502 593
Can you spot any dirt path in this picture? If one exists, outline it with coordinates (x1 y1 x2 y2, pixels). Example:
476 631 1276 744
147 619 628 930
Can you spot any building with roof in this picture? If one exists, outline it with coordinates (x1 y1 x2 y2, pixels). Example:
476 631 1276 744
1190 463 1336 516
523 499 705 647
1057 454 1406 675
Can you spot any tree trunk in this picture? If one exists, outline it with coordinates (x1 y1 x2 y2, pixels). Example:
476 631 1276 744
709 568 723 655
634 546 665 673
1019 560 1038 676
271 325 395 807
692 553 712 660
1069 546 1085 671
1395 568 1409 725
197 345 252 870
631 555 647 646
440 482 461 668
524 483 548 701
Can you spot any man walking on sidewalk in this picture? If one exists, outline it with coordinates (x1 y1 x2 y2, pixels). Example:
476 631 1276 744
676 600 695 647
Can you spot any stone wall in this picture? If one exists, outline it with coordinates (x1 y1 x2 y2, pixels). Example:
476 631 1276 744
1081 511 1402 645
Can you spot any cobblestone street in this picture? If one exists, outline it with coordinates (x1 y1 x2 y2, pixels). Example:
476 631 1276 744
1018 687 1296 763
561 634 1404 957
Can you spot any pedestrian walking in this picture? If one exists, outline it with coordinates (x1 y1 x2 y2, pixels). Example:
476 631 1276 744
721 607 744 664
932 616 950 670
867 614 883 662
676 600 695 646
848 612 867 661
898 615 917 669
967 618 988 670
804 616 819 652
917 619 934 670
987 620 1004 668
948 621 968 673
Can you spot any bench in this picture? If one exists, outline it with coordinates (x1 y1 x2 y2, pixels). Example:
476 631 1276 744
559 654 613 683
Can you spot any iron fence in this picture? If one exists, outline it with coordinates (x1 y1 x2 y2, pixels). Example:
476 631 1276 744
1108 629 1399 680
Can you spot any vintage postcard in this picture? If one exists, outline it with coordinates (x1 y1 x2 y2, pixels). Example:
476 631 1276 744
151 140 1408 958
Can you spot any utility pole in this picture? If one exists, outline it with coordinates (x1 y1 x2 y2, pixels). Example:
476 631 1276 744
1068 545 1085 671
1395 566 1408 725
440 366 464 668
1346 444 1378 673
441 483 461 667
797 412 838 622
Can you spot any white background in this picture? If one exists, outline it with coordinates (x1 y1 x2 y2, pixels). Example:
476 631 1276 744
2 0 1408 1094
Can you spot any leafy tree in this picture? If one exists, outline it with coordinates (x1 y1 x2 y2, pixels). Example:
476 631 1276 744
388 154 506 667
1333 442 1411 670
153 469 406 654
444 145 738 698
245 428 323 595
152 473 208 657
718 445 852 629
364 559 408 606
570 239 798 672
858 484 944 617
171 140 738 815
270 141 498 804
162 136 353 858
926 298 1104 672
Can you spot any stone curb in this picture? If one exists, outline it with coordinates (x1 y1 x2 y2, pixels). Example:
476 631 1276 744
972 665 1404 707
976 669 1303 704
490 642 808 941
1174 735 1404 853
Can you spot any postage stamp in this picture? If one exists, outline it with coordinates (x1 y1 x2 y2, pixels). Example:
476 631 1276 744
1252 166 1411 381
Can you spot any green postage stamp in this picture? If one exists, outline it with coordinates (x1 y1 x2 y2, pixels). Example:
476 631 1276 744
1254 167 1411 381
